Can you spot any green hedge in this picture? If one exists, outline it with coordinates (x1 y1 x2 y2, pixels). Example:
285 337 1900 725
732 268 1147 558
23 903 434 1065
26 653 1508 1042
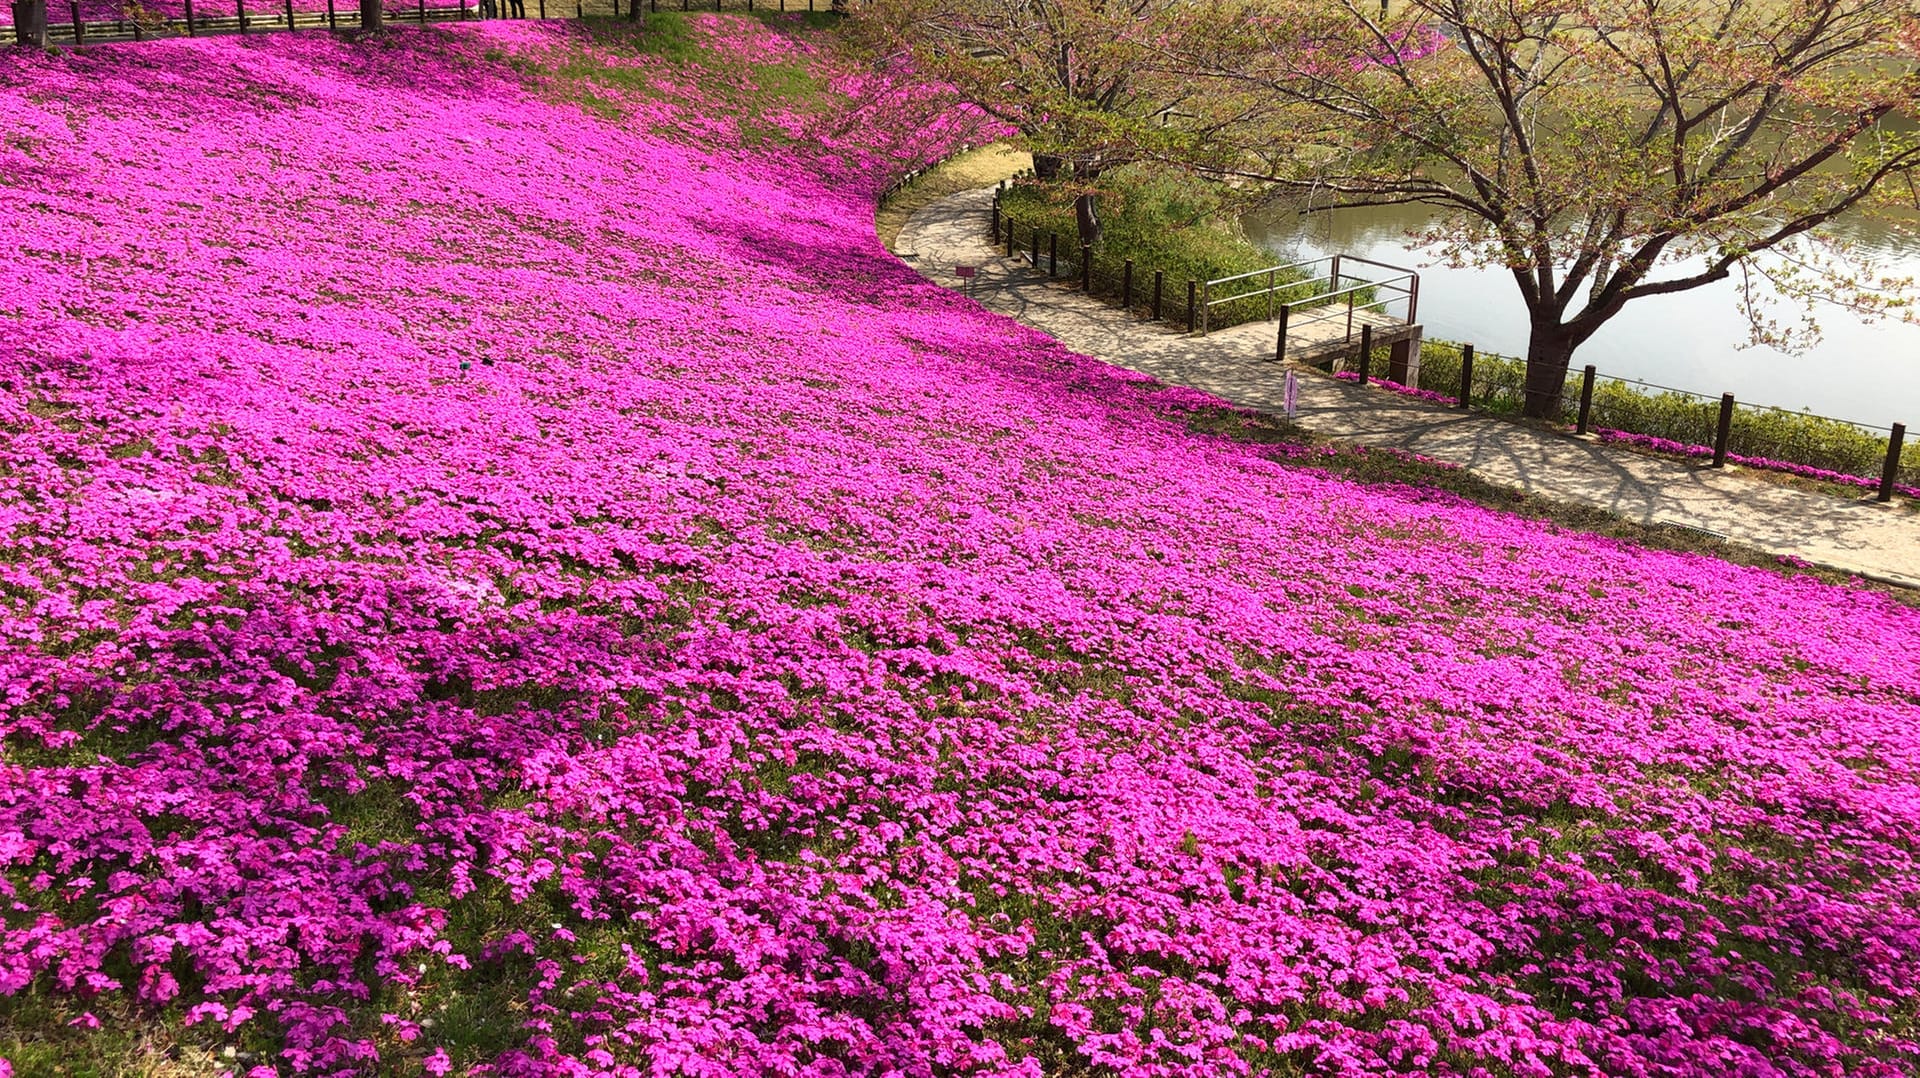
1413 341 1914 489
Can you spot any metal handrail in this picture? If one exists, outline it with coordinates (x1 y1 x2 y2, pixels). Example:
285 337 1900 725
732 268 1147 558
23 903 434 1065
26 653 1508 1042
1203 271 1335 306
1332 253 1421 276
1206 256 1333 288
1199 260 1419 335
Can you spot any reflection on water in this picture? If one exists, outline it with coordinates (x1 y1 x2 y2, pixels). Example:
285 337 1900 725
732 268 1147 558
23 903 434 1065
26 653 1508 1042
1241 203 1920 429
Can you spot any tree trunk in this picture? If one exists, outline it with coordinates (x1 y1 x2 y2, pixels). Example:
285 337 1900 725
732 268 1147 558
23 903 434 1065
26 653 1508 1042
1073 191 1100 250
1032 154 1065 181
360 0 381 28
12 0 47 44
1521 327 1576 420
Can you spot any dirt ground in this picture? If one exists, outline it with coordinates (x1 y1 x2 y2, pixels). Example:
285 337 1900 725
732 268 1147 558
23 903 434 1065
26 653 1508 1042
875 143 1029 251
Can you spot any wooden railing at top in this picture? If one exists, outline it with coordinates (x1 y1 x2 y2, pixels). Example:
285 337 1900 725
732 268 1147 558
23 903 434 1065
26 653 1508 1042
6 0 860 46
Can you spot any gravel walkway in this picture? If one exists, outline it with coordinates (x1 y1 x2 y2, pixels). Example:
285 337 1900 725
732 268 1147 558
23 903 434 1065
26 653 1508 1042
896 186 1920 588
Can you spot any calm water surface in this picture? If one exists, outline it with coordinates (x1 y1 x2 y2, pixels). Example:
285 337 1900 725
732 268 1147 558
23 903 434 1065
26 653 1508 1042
1241 204 1920 429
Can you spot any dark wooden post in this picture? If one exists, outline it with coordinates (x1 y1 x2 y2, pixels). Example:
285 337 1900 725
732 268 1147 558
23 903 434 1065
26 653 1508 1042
69 0 81 43
324 0 333 28
1878 423 1906 502
1047 232 1056 277
1005 220 1014 258
1356 324 1373 384
1152 271 1163 321
1712 393 1735 467
360 0 379 29
1186 280 1196 331
1029 229 1039 269
12 0 48 45
1122 259 1133 309
1575 365 1596 434
286 0 295 28
238 0 248 31
1080 245 1091 291
417 0 424 20
990 197 999 238
1457 344 1474 408
188 0 199 32
1274 305 1290 362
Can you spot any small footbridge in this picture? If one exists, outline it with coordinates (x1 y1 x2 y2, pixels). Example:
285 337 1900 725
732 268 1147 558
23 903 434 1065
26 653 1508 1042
1199 255 1425 382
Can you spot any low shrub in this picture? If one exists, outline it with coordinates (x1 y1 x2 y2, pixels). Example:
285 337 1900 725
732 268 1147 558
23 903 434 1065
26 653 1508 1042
1414 341 1916 490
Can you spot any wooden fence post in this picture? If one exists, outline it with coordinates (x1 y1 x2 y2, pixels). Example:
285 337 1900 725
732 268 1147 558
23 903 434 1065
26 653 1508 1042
1152 271 1163 322
1122 259 1133 310
1457 344 1474 408
69 0 81 43
238 0 248 31
1005 220 1014 259
1356 323 1373 384
1186 280 1196 332
1029 229 1039 269
1274 304 1289 362
1712 393 1735 467
1575 365 1596 435
286 0 294 28
189 0 199 32
1047 232 1056 277
990 197 999 238
1879 423 1906 502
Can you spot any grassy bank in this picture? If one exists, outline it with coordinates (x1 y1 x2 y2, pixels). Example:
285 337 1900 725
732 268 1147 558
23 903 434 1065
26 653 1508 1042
996 163 1338 329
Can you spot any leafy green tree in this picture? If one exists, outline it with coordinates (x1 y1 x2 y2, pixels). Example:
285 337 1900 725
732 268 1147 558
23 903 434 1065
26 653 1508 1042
860 0 1261 246
1204 0 1920 417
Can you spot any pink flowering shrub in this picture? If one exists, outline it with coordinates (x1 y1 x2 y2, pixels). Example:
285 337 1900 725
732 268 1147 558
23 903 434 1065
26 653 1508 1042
3 16 1920 1077
1334 368 1460 407
1597 429 1920 499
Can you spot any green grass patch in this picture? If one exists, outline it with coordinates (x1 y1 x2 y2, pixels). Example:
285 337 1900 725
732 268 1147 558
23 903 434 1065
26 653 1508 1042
502 14 832 130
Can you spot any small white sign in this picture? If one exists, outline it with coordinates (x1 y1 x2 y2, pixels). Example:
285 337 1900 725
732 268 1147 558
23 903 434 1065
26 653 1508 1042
1284 370 1299 420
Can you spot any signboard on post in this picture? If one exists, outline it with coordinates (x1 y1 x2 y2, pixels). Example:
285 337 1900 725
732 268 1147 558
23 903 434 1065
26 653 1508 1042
955 264 978 295
1284 370 1299 421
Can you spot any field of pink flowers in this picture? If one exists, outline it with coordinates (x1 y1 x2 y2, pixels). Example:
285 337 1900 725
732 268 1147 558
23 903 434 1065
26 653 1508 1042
3 15 1920 1078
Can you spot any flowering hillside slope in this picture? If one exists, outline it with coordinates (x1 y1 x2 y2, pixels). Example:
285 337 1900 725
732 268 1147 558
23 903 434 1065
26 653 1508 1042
2 16 1919 1078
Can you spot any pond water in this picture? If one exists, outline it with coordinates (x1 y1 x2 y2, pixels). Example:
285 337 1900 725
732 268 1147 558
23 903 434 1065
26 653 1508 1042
1241 203 1920 430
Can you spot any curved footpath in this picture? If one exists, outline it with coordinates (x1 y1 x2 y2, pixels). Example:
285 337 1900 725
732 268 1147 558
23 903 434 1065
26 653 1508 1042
897 185 1920 589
